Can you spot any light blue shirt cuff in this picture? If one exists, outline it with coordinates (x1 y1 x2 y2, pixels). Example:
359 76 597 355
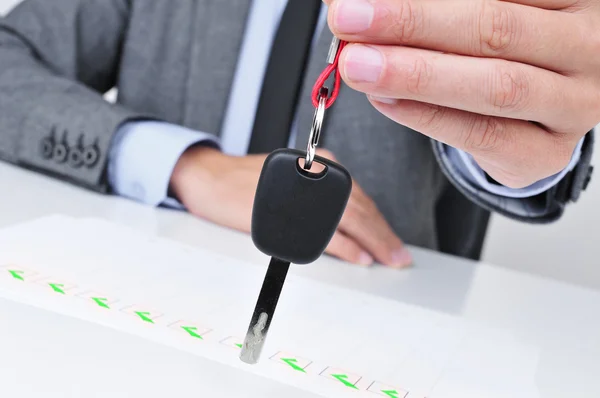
445 138 584 198
108 121 220 207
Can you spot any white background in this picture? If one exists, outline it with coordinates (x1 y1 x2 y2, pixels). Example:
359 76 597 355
1 0 598 288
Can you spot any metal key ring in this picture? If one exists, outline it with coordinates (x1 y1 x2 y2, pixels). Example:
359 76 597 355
305 89 328 170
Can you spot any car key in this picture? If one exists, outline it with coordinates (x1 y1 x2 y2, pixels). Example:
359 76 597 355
240 37 350 365
239 147 352 364
240 37 351 362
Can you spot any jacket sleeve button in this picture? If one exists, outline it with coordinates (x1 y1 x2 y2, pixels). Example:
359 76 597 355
68 148 84 168
83 144 100 168
40 137 54 159
53 143 68 163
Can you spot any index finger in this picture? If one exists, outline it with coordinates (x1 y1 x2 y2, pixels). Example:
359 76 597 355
500 0 584 9
326 0 586 74
324 0 580 10
338 184 412 268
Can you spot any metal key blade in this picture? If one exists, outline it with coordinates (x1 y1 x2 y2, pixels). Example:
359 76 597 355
240 257 291 364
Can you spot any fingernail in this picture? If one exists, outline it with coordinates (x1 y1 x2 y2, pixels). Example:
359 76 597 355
358 252 374 266
344 45 383 83
334 0 375 34
391 249 413 268
369 95 397 105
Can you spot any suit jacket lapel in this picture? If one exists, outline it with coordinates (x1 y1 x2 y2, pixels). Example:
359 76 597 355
183 0 252 135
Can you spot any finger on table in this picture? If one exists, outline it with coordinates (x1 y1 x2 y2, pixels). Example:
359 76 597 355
327 231 374 266
338 184 412 268
326 0 586 73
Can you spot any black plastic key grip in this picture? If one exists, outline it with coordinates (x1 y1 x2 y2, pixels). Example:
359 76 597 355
251 148 352 265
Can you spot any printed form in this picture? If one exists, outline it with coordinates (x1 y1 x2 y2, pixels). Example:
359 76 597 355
0 216 542 398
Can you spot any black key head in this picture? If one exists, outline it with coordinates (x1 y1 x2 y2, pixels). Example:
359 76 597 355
251 148 352 264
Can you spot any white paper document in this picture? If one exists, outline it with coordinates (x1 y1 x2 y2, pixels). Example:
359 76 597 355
0 215 564 397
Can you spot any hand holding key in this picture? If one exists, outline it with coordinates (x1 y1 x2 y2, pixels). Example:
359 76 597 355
325 0 598 189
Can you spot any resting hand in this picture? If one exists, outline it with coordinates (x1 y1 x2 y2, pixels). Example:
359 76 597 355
169 146 412 267
325 0 599 188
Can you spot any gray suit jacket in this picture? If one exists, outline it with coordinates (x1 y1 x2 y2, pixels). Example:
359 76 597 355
0 0 594 259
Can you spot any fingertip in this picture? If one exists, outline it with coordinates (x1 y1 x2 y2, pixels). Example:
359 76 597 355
337 43 353 82
340 43 384 86
368 94 398 105
390 248 413 268
340 250 373 267
327 233 373 267
358 251 374 266
324 0 338 37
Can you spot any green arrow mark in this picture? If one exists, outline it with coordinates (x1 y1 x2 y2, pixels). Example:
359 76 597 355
382 390 401 398
8 270 24 281
235 343 243 348
281 358 306 373
331 374 358 390
48 283 65 294
181 326 203 339
91 297 110 309
135 311 154 323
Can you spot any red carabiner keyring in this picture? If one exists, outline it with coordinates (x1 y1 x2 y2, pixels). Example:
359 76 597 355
311 38 347 109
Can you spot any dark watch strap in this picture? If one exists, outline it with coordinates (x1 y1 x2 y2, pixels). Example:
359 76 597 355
553 128 595 204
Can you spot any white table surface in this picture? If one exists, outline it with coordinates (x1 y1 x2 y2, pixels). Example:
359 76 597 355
2 161 600 398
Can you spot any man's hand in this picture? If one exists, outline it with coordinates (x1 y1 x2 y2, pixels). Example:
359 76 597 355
169 146 411 267
325 0 599 188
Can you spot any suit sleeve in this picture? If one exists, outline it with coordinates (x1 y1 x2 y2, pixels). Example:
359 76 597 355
0 0 152 193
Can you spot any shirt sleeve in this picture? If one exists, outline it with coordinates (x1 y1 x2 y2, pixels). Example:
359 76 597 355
444 137 585 198
107 120 220 208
